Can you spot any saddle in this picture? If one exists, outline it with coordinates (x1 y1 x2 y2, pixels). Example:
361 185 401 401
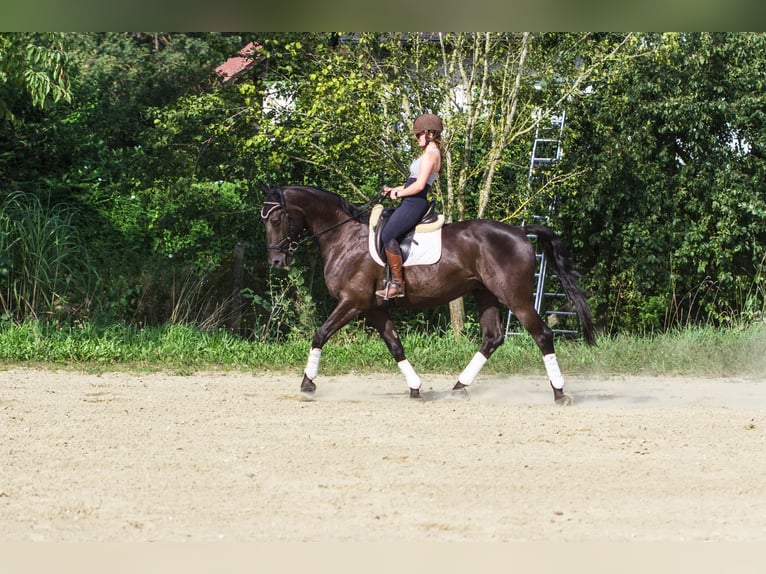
368 201 445 267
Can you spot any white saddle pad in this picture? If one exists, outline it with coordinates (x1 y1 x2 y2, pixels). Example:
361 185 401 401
368 204 444 267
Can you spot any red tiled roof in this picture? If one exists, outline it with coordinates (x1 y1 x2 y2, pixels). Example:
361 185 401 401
215 42 263 82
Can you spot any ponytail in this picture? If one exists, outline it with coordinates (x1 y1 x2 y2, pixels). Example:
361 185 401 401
426 130 442 151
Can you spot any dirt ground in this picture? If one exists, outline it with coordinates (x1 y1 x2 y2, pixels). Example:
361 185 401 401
1 367 765 542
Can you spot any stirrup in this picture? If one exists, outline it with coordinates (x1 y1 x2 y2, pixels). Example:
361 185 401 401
375 281 405 300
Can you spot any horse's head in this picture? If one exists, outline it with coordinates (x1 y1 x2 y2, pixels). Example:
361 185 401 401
260 187 304 268
261 184 364 268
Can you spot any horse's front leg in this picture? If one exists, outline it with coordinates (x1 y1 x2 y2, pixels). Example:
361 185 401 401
365 309 423 399
301 302 361 394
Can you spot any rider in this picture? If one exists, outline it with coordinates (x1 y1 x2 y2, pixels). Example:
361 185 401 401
376 113 443 299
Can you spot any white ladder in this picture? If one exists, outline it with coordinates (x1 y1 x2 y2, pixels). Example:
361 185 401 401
505 110 580 338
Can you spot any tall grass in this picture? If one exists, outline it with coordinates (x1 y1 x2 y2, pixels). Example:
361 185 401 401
166 269 238 330
0 319 764 378
0 191 97 323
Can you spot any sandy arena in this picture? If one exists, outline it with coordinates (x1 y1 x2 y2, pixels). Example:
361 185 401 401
1 367 765 542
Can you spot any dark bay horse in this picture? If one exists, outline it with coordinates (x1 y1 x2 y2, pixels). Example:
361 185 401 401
261 185 595 404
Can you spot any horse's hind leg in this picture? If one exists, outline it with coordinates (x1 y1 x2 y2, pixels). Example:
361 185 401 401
453 289 505 393
365 309 423 399
512 303 573 405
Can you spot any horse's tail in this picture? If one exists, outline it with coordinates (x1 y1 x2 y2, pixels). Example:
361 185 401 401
523 224 596 346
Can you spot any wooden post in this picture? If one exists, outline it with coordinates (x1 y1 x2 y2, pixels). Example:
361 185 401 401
449 297 465 339
230 242 246 334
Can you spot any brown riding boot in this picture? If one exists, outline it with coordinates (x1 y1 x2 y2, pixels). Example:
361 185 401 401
375 248 406 299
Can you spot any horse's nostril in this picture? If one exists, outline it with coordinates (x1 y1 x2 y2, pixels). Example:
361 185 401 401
270 255 287 268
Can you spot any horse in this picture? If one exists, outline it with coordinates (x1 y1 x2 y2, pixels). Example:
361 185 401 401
260 184 596 404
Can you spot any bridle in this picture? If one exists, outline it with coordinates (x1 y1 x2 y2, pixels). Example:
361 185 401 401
261 188 300 257
260 187 374 257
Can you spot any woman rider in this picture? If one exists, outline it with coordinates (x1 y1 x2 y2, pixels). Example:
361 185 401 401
376 113 443 299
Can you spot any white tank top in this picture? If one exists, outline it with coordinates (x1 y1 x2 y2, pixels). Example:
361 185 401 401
409 153 439 185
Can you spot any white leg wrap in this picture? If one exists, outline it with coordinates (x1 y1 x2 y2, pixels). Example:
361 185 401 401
397 359 421 390
543 353 566 390
457 352 488 386
305 348 321 380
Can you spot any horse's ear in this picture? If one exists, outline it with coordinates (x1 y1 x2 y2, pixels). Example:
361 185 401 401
259 185 285 219
259 183 283 202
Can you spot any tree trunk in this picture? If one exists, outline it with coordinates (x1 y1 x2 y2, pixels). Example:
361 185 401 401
449 297 465 338
229 242 246 334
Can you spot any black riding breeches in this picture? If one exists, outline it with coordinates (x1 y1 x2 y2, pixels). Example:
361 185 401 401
381 179 429 251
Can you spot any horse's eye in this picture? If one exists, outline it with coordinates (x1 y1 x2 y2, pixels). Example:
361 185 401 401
269 215 281 226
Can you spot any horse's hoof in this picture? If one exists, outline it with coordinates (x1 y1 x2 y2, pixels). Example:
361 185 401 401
409 388 422 399
451 382 469 399
301 376 317 394
552 385 573 406
554 393 574 406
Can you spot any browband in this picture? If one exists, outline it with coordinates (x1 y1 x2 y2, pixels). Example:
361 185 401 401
260 201 282 219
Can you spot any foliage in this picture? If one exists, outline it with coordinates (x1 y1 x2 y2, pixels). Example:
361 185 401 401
0 33 266 328
243 265 318 342
0 32 764 339
0 32 71 121
240 34 390 197
238 33 643 334
557 33 766 333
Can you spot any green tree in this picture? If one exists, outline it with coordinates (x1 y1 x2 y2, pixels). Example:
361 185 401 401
5 31 763 339
238 33 646 337
558 32 766 333
0 32 71 121
1 33 263 325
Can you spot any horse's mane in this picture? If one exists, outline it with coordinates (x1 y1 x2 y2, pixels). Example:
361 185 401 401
283 185 370 224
